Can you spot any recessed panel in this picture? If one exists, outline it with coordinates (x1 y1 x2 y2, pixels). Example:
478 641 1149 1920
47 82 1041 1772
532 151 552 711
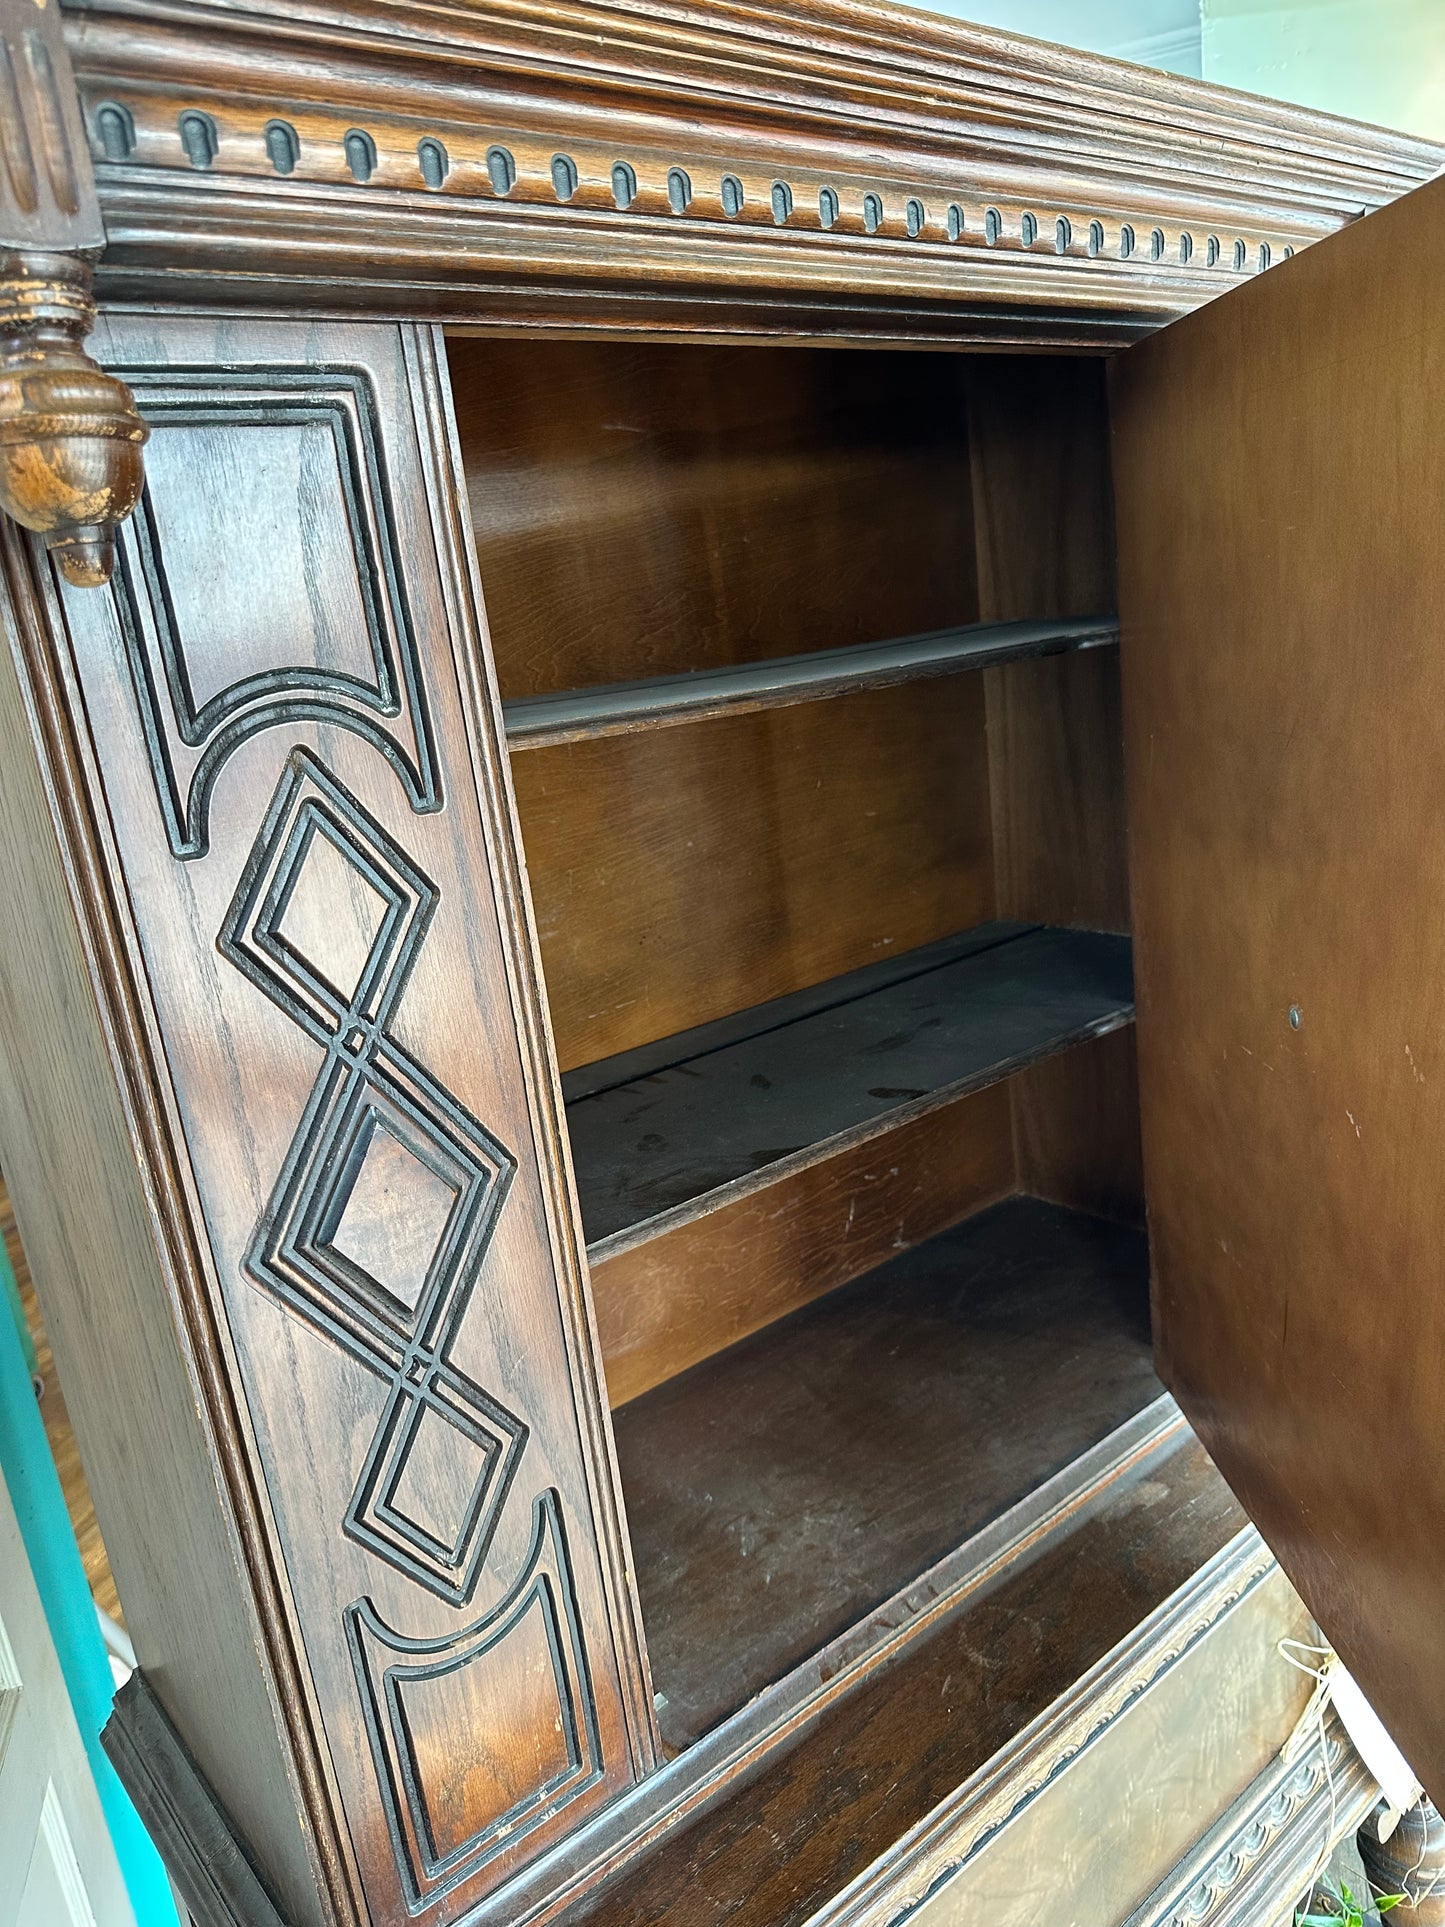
142 418 379 707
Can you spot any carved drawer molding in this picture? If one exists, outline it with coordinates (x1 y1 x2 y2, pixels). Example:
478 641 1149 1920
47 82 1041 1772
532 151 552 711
801 1530 1353 1927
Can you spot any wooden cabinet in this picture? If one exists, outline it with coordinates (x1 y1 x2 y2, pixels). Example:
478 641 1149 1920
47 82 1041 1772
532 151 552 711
0 4 1442 1925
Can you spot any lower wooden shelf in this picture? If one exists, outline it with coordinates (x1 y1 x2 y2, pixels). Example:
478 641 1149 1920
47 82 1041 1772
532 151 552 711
612 1194 1162 1751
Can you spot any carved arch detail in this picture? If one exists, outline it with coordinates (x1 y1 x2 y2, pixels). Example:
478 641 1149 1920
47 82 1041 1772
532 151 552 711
347 1490 605 1913
111 366 439 857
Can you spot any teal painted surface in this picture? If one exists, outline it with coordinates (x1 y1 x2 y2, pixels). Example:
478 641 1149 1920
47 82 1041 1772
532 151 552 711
0 1244 179 1926
2 1233 38 1383
914 0 1445 131
1203 0 1445 138
906 0 1203 76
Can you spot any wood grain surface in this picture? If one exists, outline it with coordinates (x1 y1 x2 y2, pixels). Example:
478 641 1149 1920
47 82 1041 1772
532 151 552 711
0 1180 120 1623
1 314 657 1927
462 339 1005 1069
1011 1022 1145 1226
68 0 1445 342
967 356 1131 934
588 1080 1014 1407
614 1197 1159 1748
513 674 997 1070
589 1021 1141 1407
567 924 1133 1244
577 1432 1244 1927
502 619 1118 751
1113 166 1445 1805
453 341 980 701
0 519 325 1923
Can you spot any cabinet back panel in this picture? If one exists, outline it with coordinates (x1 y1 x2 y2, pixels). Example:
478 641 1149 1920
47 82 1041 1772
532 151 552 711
591 1079 1015 1407
984 648 1131 933
513 676 996 1070
1010 1022 1144 1226
589 1013 1141 1408
448 339 980 700
963 354 1130 934
965 356 1115 626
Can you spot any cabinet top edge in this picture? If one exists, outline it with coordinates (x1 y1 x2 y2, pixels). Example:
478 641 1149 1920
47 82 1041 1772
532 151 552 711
67 0 1445 343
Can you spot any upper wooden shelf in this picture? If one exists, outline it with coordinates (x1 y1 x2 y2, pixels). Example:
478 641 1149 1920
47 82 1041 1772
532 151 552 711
503 616 1118 749
564 920 1134 1254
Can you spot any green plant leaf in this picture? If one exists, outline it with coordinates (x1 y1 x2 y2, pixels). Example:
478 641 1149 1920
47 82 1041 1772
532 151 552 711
1376 1897 1408 1913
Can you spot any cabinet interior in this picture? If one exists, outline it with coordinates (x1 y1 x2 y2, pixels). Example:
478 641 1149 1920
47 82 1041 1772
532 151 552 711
445 334 1156 1758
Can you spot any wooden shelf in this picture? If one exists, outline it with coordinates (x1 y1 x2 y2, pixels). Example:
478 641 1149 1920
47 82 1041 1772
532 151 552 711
503 615 1118 749
585 1420 1239 1927
565 921 1133 1253
612 1196 1161 1751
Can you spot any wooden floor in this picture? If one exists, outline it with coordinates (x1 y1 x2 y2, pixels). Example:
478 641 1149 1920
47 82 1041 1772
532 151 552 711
613 1195 1160 1749
1 1176 121 1623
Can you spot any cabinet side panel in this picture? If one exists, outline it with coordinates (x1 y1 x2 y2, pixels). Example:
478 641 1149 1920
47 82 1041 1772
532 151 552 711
967 356 1130 934
0 528 324 1927
13 313 650 1925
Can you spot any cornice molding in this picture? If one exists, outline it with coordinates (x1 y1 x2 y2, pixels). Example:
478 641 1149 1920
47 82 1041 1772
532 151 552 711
65 0 1445 343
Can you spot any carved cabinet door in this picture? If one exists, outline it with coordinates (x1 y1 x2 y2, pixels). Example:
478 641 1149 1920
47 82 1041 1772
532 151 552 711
11 315 654 1924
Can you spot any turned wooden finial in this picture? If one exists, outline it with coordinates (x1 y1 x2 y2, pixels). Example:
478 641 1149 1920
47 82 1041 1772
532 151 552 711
0 0 147 586
0 250 147 586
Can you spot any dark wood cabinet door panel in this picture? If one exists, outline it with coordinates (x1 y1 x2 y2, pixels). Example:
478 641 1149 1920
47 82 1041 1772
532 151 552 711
1112 171 1445 1802
24 314 653 1923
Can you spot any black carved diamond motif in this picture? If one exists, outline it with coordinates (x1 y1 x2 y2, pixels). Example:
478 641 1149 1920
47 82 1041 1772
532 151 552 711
223 749 526 1606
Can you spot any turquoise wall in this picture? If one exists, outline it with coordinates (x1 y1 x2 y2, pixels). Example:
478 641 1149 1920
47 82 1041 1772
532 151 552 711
924 1 1445 138
0 1246 178 1924
914 0 1202 74
1202 0 1445 139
